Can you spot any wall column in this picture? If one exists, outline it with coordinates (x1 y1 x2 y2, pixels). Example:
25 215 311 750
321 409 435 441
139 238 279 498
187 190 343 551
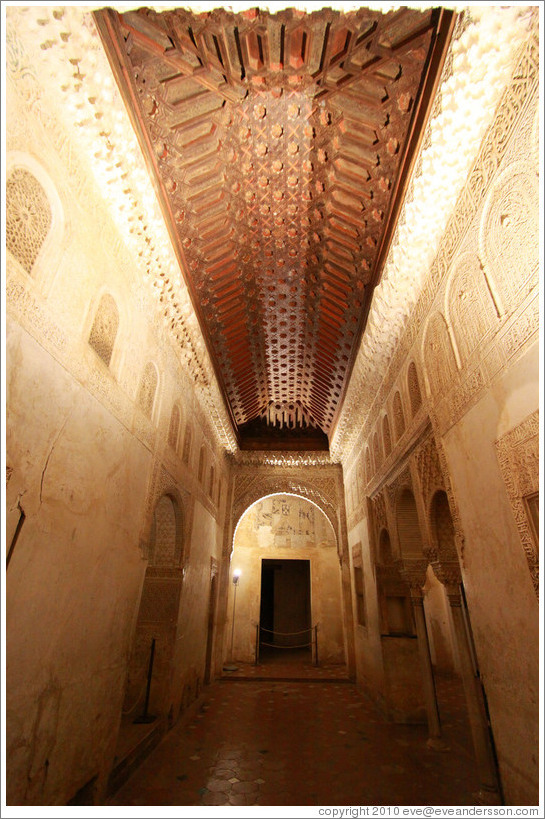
410 588 449 751
445 583 502 804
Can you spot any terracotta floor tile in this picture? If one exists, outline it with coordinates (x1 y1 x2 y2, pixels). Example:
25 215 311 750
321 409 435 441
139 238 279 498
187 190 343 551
108 675 481 807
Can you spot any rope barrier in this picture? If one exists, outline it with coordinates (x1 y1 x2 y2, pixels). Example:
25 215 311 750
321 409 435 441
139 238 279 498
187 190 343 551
255 623 319 666
259 625 315 636
260 640 312 649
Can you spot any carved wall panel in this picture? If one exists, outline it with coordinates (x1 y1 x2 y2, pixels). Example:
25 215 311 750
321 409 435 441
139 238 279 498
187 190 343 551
88 293 119 368
182 424 192 466
333 14 538 461
138 575 182 623
373 431 382 473
423 312 458 399
6 167 52 276
392 390 405 441
232 467 341 546
407 361 422 417
208 465 216 500
429 489 458 566
495 410 539 595
356 459 365 506
378 527 393 566
149 493 184 568
168 404 181 452
396 487 423 559
370 491 387 544
198 445 206 484
382 415 392 459
414 435 445 517
137 362 159 420
365 447 373 485
480 161 539 312
447 252 498 364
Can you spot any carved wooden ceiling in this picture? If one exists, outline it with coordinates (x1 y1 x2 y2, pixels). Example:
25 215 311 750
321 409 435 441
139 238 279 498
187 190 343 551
95 4 454 450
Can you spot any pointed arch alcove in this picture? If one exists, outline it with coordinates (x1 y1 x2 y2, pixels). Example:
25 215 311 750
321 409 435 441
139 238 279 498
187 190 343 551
123 492 185 726
227 493 347 669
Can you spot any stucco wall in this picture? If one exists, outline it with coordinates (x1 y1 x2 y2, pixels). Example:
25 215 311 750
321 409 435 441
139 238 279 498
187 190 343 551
341 20 539 807
5 57 228 805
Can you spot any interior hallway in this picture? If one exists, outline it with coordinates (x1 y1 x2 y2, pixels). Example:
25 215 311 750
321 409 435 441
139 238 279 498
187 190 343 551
5 4 540 809
108 673 479 807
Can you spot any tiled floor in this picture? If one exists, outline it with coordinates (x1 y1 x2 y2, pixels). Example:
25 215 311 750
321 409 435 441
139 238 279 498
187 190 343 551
223 646 350 681
108 670 482 807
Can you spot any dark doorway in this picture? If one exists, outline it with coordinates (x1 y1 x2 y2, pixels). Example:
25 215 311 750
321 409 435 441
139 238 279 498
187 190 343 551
259 559 311 662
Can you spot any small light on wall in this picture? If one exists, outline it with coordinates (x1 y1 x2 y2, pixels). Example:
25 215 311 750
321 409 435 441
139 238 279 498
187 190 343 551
233 568 242 585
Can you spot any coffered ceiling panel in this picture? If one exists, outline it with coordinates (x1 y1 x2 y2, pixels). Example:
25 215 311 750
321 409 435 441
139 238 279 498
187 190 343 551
95 4 454 450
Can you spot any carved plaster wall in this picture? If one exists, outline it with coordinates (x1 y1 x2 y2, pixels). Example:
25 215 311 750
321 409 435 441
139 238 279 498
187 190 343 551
231 455 344 555
340 14 539 805
334 6 537 461
342 14 539 490
5 13 232 805
495 411 539 596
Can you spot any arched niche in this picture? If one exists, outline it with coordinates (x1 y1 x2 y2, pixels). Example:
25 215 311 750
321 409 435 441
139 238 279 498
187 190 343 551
407 361 422 417
382 415 392 458
88 292 120 369
137 362 159 421
422 311 458 399
396 487 424 558
392 390 405 441
229 493 345 667
148 492 184 568
168 403 181 452
124 493 185 724
6 152 65 293
479 160 539 312
446 252 498 366
378 528 393 565
429 489 459 566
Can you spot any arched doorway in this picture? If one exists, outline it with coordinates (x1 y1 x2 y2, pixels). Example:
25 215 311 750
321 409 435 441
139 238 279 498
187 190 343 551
227 493 346 673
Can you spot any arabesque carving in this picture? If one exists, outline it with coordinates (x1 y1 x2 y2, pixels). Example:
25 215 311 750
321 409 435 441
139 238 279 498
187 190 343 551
232 468 341 545
447 252 498 364
88 293 119 368
333 11 538 461
6 168 52 276
423 312 458 399
495 411 539 595
414 436 445 514
479 160 539 312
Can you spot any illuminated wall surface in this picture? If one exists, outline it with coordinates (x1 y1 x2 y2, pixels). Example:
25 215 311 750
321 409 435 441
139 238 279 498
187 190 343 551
5 4 540 808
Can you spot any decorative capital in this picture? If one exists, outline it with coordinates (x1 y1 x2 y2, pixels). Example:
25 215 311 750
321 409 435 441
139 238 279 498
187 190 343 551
432 559 462 588
398 557 428 589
